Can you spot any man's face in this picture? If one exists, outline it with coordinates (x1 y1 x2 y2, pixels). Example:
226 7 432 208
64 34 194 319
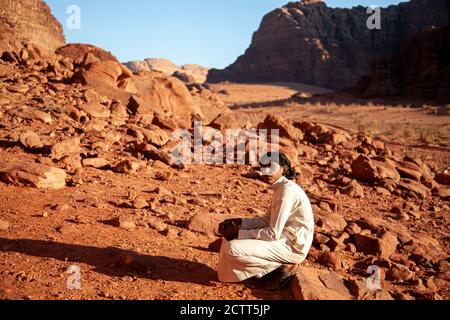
258 162 283 184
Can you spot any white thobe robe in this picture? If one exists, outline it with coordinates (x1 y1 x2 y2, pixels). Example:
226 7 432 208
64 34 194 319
218 176 315 283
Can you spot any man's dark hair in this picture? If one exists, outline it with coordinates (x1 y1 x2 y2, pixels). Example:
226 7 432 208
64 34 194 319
259 152 297 180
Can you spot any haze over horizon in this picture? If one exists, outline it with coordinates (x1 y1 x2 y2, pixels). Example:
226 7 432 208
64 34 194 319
45 0 403 69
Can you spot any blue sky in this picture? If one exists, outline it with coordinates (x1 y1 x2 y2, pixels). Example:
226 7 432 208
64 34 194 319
45 0 403 68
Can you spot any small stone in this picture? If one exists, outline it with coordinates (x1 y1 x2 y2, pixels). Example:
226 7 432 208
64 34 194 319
109 216 136 230
82 158 110 169
114 160 139 174
19 131 44 150
154 171 174 181
0 218 10 231
132 198 149 209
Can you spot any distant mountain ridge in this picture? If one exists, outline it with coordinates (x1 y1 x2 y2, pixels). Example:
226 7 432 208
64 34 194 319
124 58 209 83
208 0 450 90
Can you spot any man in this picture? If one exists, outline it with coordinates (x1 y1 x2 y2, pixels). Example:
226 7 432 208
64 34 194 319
217 152 314 290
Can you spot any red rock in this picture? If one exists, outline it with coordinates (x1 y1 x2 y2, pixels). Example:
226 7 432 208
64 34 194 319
114 160 140 174
82 158 110 169
436 173 450 185
50 138 83 161
78 103 110 119
0 161 66 189
0 0 65 53
187 212 235 235
110 216 136 230
290 266 352 300
398 179 431 199
257 114 303 143
316 213 347 233
351 155 400 183
353 231 398 259
208 0 449 91
19 131 43 150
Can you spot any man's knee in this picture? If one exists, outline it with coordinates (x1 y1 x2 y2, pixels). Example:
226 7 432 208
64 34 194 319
225 239 246 258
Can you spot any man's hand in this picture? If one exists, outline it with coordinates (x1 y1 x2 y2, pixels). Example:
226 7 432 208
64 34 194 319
218 219 242 234
218 219 242 241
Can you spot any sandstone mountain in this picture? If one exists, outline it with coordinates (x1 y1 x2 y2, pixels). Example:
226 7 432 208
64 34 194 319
207 0 450 90
355 24 450 103
0 0 65 53
124 58 209 83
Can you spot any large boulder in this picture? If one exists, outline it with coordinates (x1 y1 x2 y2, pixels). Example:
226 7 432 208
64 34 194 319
291 266 353 300
0 161 67 189
351 155 400 183
257 115 303 143
353 232 398 259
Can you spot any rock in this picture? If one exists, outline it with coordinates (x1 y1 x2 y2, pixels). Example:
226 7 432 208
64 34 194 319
317 252 343 270
78 103 110 119
50 138 82 161
22 110 53 124
396 161 423 181
0 218 10 231
124 58 209 83
397 179 431 199
341 180 364 198
313 233 330 245
48 83 66 92
359 24 450 103
82 158 110 169
207 0 450 91
19 131 44 150
257 114 303 142
316 213 347 233
126 96 155 115
353 232 398 260
187 212 235 235
114 160 139 174
436 173 450 185
172 70 196 84
8 84 29 93
127 124 169 147
132 198 148 210
0 161 66 189
154 171 173 182
345 222 361 235
0 0 65 52
351 155 400 183
386 264 415 282
290 266 352 300
346 279 394 300
109 216 136 230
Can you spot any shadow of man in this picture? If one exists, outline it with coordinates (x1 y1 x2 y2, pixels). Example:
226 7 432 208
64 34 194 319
0 237 218 287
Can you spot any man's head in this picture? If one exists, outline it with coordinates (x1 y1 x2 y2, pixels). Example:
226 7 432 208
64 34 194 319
258 152 296 184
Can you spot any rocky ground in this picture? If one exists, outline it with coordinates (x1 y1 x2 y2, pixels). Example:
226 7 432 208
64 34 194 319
0 43 449 301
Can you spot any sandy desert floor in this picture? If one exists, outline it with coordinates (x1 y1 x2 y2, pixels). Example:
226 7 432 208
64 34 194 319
1 82 449 300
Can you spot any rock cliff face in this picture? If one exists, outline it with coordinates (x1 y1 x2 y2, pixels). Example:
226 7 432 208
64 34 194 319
355 24 450 103
207 0 450 90
0 0 65 52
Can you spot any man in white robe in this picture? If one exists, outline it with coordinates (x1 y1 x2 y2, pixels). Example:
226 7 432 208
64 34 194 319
217 152 314 290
